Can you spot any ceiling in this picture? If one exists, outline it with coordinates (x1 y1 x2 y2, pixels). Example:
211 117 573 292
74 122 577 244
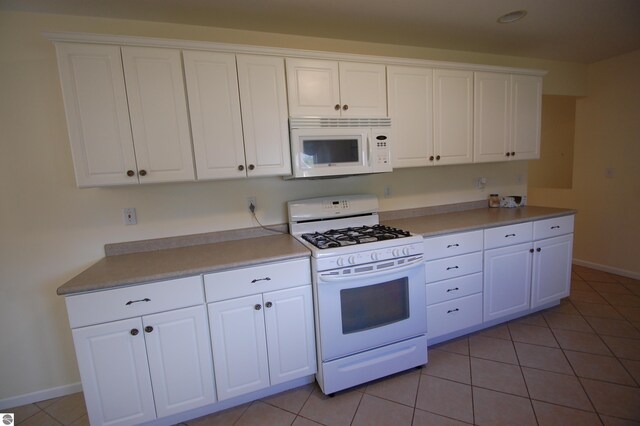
2 0 640 63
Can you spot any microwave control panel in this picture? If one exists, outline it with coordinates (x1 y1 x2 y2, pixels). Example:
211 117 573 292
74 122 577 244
372 129 391 170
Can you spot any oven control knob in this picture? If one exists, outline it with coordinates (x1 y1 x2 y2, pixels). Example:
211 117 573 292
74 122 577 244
371 252 379 261
392 248 400 257
348 255 356 265
402 247 410 256
336 257 345 267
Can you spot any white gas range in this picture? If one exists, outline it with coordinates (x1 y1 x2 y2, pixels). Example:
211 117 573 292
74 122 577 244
288 194 428 395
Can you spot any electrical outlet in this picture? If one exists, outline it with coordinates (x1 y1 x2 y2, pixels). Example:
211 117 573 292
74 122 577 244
247 196 257 213
383 186 391 198
123 208 137 225
475 177 487 189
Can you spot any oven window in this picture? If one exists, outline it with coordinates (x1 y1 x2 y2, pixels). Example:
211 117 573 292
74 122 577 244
302 139 359 165
340 278 409 334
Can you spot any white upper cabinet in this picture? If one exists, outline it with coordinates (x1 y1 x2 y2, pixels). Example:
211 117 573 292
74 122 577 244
286 58 387 117
121 46 195 183
236 54 292 177
183 53 291 179
56 43 197 187
474 72 542 162
183 51 246 180
387 66 434 168
433 69 474 165
55 43 138 187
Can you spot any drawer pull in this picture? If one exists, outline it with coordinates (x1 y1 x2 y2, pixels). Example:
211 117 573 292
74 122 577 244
130 328 139 336
446 287 460 292
446 266 459 271
447 308 460 314
251 277 272 284
505 233 516 238
144 326 153 333
551 225 560 229
125 298 151 306
254 304 262 311
446 243 460 248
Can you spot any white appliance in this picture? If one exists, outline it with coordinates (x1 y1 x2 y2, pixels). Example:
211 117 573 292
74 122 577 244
288 117 392 178
288 194 427 395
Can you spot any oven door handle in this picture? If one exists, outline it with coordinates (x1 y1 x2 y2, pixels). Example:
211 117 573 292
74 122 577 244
318 256 424 282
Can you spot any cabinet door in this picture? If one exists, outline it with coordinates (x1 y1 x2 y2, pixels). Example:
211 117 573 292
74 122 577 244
143 305 216 418
208 295 269 400
339 62 387 117
433 69 474 165
183 51 246 180
55 43 138 187
511 75 542 160
484 242 533 321
121 47 195 183
72 318 155 426
531 234 573 308
387 66 433 168
264 286 317 386
237 55 292 177
286 58 340 116
474 72 511 163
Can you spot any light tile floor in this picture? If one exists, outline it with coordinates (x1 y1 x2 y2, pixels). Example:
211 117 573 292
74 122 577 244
7 265 640 425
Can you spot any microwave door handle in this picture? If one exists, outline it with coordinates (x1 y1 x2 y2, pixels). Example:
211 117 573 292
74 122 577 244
367 133 372 166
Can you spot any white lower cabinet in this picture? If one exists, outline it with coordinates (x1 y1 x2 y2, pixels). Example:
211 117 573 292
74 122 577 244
424 230 484 340
208 285 316 401
72 304 215 426
205 259 315 401
483 242 533 321
532 233 574 308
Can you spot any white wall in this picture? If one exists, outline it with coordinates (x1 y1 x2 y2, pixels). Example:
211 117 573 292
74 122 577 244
0 10 586 402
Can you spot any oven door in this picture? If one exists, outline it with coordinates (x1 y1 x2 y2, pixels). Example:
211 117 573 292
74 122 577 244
316 259 426 361
290 127 371 178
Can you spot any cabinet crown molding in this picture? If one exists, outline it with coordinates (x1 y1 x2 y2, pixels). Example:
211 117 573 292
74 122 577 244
44 31 547 77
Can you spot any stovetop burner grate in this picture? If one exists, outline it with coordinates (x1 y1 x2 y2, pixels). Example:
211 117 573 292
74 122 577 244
301 224 412 249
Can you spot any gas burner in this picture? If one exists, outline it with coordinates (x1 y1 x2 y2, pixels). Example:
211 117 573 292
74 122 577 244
301 225 412 249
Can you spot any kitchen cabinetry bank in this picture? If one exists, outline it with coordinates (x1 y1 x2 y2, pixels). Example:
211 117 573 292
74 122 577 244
384 206 576 345
58 206 575 425
47 32 545 187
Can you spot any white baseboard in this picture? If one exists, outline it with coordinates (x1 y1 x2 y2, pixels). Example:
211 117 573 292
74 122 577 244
0 382 82 410
573 258 640 280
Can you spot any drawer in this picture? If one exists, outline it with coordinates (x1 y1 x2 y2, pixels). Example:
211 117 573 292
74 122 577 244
427 293 483 340
426 273 482 305
534 215 574 240
484 222 533 249
425 252 482 283
205 258 311 302
66 275 204 328
423 230 483 261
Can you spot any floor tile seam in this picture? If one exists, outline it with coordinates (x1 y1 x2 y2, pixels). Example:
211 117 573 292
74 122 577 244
230 400 253 425
11 405 43 425
294 413 327 426
346 388 365 426
564 366 638 388
422 371 472 387
578 375 640 391
41 406 86 425
512 338 560 349
530 398 599 416
469 381 530 400
467 353 520 366
415 408 474 425
362 387 419 409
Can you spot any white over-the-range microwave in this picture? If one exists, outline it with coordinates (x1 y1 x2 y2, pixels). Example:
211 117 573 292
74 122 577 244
288 117 392 179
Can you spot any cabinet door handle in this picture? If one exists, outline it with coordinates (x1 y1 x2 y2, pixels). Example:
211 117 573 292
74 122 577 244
436 155 441 161
126 170 135 177
505 233 516 238
238 165 245 171
126 298 151 306
144 326 153 333
429 155 434 161
446 243 460 248
335 104 341 111
342 104 349 111
248 164 255 171
511 152 515 156
446 308 460 314
254 304 262 310
551 225 560 229
537 247 541 252
251 277 271 283
530 248 534 253
139 169 147 176
446 287 459 293
265 301 273 308
506 152 511 157
130 328 139 336
446 266 459 271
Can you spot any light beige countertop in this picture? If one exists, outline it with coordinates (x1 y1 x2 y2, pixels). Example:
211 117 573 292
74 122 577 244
57 205 576 296
382 206 576 237
57 234 309 296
